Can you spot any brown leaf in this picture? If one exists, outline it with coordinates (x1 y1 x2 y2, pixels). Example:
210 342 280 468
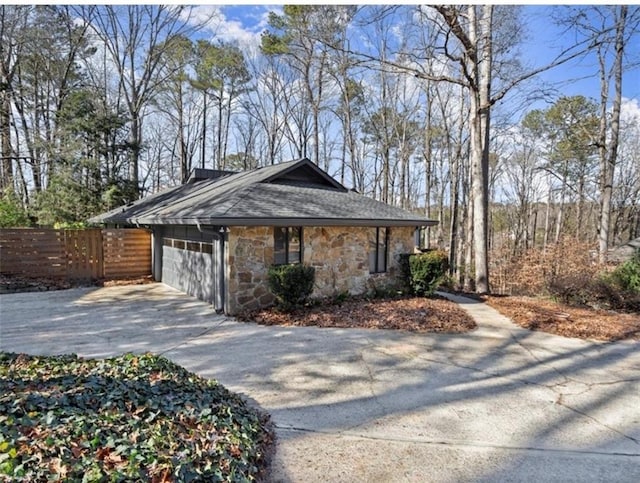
241 296 476 333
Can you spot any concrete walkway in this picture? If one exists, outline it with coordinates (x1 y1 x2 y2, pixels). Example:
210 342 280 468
1 284 639 482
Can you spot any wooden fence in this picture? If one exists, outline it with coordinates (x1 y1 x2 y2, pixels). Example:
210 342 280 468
0 228 151 280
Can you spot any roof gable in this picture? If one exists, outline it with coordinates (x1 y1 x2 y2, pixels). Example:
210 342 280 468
262 158 346 191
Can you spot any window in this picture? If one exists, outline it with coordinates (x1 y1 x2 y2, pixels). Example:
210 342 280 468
274 227 303 265
369 227 388 273
415 226 429 250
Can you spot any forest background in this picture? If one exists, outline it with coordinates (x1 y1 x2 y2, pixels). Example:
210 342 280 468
0 5 638 294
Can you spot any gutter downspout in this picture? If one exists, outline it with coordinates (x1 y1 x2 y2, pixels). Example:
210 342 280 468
217 226 228 313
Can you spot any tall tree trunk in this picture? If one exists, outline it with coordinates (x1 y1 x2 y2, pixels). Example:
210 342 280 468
543 179 552 250
448 149 460 275
129 113 140 194
576 174 585 240
598 5 627 263
216 93 223 170
0 87 12 193
201 92 207 169
178 83 187 183
555 175 567 243
469 4 493 293
464 191 474 291
424 86 433 246
223 92 233 168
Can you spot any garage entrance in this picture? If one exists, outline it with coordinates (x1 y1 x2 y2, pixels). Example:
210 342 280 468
154 226 225 312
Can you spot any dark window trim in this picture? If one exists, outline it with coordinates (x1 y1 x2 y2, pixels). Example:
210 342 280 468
162 237 214 254
370 227 389 274
274 226 303 265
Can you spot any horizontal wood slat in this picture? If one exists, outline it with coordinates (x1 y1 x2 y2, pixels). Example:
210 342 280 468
102 228 151 279
0 228 151 280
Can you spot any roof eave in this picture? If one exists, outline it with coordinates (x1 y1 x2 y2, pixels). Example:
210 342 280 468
107 216 438 227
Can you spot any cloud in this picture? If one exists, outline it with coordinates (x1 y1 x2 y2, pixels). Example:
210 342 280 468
621 97 640 125
184 5 268 54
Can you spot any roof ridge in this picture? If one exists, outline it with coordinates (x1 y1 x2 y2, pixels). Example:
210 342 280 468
216 159 310 218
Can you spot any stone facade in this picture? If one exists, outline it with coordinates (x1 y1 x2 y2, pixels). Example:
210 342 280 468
226 225 417 314
226 226 275 314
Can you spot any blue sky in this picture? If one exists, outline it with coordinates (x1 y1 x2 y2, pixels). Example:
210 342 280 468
520 6 639 102
191 4 639 119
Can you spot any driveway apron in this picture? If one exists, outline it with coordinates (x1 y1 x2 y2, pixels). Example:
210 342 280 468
1 283 639 482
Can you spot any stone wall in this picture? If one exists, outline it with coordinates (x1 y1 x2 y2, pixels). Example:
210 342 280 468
226 225 417 314
226 226 275 314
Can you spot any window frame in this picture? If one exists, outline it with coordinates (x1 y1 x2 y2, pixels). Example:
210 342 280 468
369 227 389 274
274 226 303 265
415 226 429 250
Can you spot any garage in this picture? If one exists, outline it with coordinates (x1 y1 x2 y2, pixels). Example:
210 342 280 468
153 225 225 312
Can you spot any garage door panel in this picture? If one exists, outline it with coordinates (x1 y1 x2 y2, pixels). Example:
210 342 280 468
162 244 214 304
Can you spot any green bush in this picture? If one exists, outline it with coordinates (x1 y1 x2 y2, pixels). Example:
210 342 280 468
267 264 315 310
405 250 449 296
0 193 30 228
611 250 640 294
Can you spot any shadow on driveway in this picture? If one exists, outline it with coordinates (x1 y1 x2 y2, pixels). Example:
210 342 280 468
1 283 639 482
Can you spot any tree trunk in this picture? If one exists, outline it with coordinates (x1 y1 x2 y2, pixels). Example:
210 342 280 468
201 92 207 169
216 92 223 170
576 174 585 240
555 180 566 243
598 5 627 263
448 149 460 275
469 4 493 294
424 86 433 246
543 179 552 250
178 83 187 183
129 113 140 196
0 87 12 193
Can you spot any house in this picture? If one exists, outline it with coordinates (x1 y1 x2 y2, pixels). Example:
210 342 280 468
90 158 436 314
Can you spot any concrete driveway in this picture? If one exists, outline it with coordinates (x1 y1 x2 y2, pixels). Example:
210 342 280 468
1 283 639 482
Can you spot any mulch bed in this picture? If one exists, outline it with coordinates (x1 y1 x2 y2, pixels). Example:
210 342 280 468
238 296 477 333
485 295 640 342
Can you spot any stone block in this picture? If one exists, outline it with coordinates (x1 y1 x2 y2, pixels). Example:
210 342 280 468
237 295 255 306
253 284 268 298
259 293 275 305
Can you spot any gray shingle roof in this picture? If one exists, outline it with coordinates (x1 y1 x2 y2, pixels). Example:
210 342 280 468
90 158 436 227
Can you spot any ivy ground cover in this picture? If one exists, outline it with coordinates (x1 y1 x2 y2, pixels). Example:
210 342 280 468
0 352 273 482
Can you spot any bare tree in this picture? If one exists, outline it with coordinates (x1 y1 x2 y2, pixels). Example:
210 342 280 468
340 5 595 292
81 5 207 197
242 55 288 165
0 6 30 195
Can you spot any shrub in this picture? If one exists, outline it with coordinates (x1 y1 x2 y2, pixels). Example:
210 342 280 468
267 263 315 310
545 251 640 312
0 193 30 228
547 271 595 306
611 249 640 294
590 251 640 312
406 250 449 296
